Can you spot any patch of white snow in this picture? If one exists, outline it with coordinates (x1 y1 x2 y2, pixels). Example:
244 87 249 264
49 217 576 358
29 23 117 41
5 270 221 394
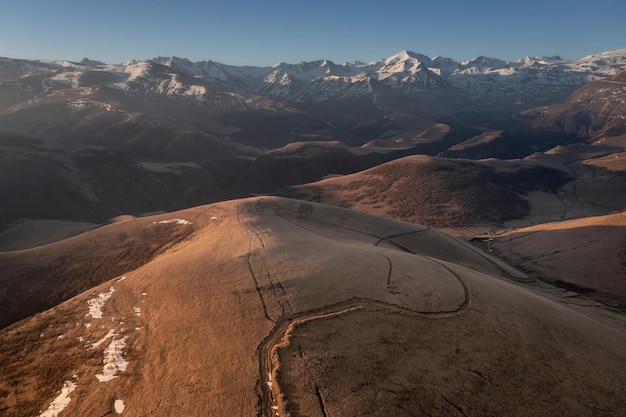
38 380 76 417
114 399 125 414
87 286 115 319
91 329 116 349
154 218 192 225
96 336 128 382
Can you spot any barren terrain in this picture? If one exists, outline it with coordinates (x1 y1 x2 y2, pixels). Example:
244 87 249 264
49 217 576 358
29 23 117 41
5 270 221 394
490 212 626 308
1 197 624 417
280 136 626 310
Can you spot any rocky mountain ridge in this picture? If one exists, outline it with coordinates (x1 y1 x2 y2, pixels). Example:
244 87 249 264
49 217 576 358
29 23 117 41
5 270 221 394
2 48 626 109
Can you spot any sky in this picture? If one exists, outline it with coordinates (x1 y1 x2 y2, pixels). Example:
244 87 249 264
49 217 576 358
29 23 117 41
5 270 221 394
1 0 625 66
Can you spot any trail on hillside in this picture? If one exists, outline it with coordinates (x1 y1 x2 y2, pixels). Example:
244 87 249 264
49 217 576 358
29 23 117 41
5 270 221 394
246 206 471 417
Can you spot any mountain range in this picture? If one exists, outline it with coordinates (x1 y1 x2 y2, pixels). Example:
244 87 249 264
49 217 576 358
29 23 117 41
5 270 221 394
1 49 625 223
4 49 626 105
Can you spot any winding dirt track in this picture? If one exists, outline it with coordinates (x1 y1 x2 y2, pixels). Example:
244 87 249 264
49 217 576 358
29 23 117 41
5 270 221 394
236 203 471 417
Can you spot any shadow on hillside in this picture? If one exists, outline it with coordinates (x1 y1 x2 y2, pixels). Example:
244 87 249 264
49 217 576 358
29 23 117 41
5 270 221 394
0 220 193 329
493 224 626 309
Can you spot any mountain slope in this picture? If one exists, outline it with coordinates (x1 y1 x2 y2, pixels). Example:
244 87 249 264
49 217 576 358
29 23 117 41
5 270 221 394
2 48 626 148
279 155 573 227
521 70 626 140
276 147 626 308
491 211 626 308
1 197 625 417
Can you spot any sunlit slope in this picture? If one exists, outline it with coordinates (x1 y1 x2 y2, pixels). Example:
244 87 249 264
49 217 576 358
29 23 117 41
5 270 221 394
1 197 624 417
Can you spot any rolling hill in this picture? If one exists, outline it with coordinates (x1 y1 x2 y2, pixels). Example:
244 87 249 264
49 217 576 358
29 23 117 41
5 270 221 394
1 197 625 417
278 140 626 310
490 211 626 308
279 155 573 228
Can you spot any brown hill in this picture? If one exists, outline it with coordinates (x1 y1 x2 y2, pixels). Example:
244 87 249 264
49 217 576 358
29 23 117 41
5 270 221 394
435 71 626 160
279 155 572 227
1 197 625 417
0 131 390 224
0 215 194 328
490 211 626 308
278 147 626 309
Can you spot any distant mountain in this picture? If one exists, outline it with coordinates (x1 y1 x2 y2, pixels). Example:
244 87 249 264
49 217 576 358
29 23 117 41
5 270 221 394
141 48 626 106
2 48 626 108
1 49 625 224
1 49 625 151
521 69 626 139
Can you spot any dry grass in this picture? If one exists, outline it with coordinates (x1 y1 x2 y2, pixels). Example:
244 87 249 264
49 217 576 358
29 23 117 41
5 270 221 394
277 305 626 417
0 218 194 328
1 197 624 417
492 211 626 309
282 156 571 227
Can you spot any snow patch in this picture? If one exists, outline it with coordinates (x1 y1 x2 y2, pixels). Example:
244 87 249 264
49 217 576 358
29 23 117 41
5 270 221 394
154 218 192 225
133 307 141 316
116 276 127 282
68 99 113 112
87 286 115 319
114 399 125 414
91 329 117 349
38 380 76 417
96 336 128 382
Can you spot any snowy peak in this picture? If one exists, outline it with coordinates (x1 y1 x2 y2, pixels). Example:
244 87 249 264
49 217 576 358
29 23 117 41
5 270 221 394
2 48 626 106
430 56 461 77
377 50 433 73
571 48 626 76
385 50 433 65
369 50 450 91
79 58 106 66
462 56 508 70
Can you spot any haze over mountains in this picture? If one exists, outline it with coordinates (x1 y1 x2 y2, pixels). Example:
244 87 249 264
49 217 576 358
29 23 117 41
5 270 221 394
1 47 626 417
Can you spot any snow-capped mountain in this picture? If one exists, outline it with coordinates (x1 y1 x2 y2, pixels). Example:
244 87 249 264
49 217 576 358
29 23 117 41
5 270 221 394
2 49 626 237
2 48 626 155
3 48 625 108
154 48 626 105
521 69 626 139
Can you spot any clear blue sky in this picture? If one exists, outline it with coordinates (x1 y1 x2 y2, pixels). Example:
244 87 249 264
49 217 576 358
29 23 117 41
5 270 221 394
1 0 624 66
